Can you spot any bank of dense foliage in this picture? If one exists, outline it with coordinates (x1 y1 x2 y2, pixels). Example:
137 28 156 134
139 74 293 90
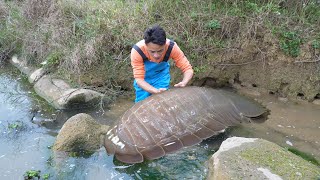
0 0 319 98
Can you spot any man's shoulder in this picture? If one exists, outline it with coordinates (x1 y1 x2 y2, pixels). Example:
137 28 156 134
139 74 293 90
134 40 146 48
131 40 145 61
131 40 144 54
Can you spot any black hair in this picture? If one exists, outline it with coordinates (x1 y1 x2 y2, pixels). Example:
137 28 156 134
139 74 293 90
143 25 166 45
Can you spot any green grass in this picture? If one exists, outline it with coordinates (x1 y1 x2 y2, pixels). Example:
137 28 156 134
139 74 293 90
0 0 319 94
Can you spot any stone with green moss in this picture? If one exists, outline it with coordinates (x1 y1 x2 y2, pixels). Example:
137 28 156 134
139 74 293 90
207 137 320 180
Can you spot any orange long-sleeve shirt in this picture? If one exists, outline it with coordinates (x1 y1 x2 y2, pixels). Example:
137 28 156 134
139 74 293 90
131 39 193 80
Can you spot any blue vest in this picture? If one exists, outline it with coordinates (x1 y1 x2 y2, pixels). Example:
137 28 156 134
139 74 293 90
133 40 175 103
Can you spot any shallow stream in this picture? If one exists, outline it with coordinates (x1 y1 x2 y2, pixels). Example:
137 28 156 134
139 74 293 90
0 62 319 179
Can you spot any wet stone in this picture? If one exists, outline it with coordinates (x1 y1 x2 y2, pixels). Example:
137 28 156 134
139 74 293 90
312 99 320 106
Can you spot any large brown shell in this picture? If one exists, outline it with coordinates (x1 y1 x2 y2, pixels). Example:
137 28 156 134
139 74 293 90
104 87 266 164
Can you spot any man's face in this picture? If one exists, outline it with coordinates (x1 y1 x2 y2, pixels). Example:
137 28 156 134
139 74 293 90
146 42 165 60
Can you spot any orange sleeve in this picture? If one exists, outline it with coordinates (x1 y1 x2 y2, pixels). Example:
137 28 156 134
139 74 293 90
170 42 193 73
131 48 145 80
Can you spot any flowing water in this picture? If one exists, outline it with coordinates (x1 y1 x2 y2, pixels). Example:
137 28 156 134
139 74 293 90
0 62 319 180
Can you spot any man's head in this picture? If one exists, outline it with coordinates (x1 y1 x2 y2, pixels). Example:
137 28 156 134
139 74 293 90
144 25 167 60
144 25 166 45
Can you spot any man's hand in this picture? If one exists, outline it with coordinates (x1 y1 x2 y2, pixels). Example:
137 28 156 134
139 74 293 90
136 79 167 94
174 82 187 87
154 88 167 94
174 69 193 88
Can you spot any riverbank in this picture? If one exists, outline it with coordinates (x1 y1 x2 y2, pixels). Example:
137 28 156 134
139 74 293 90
1 0 319 102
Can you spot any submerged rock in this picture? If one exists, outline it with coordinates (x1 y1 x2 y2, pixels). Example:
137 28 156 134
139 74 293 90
207 137 320 180
53 113 109 152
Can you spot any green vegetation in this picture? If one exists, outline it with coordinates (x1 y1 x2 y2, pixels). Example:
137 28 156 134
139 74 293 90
193 65 208 74
69 150 95 158
312 40 320 49
287 147 320 166
279 31 303 57
0 0 319 97
42 173 50 180
7 121 23 132
23 170 50 180
44 51 63 70
241 145 320 179
23 170 40 180
206 20 221 30
8 122 21 130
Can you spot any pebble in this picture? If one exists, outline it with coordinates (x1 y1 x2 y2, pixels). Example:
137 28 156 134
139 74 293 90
286 140 293 146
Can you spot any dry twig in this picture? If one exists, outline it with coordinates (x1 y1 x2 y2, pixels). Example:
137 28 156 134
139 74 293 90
294 55 320 63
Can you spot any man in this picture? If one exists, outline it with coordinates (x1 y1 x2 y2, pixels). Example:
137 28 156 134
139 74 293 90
131 25 194 103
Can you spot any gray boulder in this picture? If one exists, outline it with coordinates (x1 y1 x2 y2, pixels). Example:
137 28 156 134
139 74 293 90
207 137 320 180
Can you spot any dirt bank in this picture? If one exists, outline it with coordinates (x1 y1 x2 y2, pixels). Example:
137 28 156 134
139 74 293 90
187 31 320 102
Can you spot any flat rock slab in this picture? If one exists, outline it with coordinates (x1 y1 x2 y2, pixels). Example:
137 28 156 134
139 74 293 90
207 137 320 180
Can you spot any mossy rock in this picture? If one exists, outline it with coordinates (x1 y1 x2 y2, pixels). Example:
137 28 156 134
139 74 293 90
207 137 320 180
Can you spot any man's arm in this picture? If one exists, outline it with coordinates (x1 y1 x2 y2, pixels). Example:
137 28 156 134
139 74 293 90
170 42 194 87
174 69 194 87
135 79 167 94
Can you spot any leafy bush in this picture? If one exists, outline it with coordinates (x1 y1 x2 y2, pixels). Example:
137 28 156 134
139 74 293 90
280 31 303 57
